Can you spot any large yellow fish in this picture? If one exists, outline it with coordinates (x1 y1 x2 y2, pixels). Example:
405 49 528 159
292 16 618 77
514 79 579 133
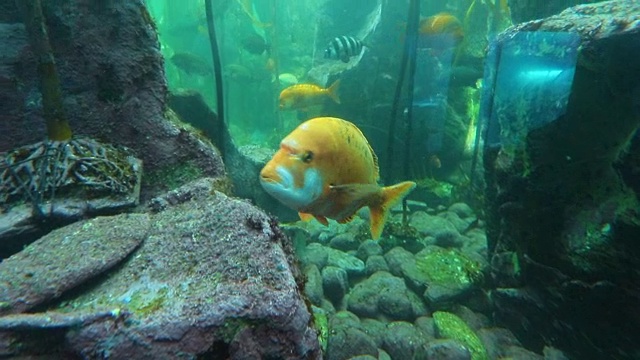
279 80 341 110
259 117 416 240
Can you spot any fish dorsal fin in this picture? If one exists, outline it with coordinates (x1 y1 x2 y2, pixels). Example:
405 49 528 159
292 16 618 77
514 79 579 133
341 121 380 181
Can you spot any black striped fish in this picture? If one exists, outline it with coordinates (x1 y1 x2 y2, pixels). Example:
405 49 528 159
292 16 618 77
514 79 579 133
324 36 364 63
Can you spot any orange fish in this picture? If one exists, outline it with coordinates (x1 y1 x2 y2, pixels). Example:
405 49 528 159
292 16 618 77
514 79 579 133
419 12 464 48
259 117 416 240
279 80 341 110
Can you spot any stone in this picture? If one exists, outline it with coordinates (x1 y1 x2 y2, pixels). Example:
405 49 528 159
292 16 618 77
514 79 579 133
329 232 360 251
326 247 365 278
365 255 389 275
434 229 466 248
347 271 426 321
356 239 383 260
0 213 149 316
304 265 324 306
384 246 429 292
433 311 489 360
439 211 475 234
326 311 378 360
360 318 386 348
415 247 484 306
410 211 458 238
414 316 436 340
300 243 329 270
381 321 430 360
322 266 349 305
448 203 475 218
422 339 472 360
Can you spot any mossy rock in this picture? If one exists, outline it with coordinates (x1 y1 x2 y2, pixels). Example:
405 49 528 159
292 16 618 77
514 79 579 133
433 311 488 360
415 248 484 287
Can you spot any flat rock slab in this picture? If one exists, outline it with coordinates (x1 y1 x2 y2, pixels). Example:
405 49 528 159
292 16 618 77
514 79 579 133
0 213 149 316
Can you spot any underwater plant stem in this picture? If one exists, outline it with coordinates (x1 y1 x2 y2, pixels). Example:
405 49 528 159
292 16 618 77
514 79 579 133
205 0 226 160
386 0 420 183
17 0 72 141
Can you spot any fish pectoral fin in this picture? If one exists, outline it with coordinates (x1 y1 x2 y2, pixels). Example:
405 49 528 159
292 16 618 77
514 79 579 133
299 212 329 226
368 181 417 240
369 206 385 241
298 212 315 222
314 215 329 226
330 183 379 199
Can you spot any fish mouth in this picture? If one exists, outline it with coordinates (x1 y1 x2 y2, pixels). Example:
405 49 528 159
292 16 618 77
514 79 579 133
260 166 292 189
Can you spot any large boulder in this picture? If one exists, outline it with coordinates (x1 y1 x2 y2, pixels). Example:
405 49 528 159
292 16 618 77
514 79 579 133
0 178 321 359
0 0 225 202
484 1 640 358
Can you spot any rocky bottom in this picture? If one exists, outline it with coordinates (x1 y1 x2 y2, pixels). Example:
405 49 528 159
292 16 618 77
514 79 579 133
284 202 569 360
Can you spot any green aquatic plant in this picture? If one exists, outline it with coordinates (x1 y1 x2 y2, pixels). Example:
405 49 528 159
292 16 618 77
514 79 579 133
18 0 73 141
433 311 489 360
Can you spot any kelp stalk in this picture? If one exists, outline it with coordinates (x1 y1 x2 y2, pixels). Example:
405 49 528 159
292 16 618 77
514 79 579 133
205 0 226 160
386 0 420 182
17 0 72 141
386 0 420 224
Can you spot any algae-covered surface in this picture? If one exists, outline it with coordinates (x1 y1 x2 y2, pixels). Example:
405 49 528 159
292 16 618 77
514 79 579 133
415 247 484 287
433 311 489 360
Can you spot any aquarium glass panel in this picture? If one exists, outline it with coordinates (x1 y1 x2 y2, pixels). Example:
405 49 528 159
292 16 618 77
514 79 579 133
484 31 580 147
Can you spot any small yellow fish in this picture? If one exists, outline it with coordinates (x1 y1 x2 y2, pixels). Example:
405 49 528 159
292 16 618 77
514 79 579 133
279 80 341 110
259 117 416 240
419 12 464 48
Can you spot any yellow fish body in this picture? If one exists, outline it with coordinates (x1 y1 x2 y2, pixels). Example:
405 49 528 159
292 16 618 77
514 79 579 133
259 117 416 240
279 80 341 110
419 12 464 48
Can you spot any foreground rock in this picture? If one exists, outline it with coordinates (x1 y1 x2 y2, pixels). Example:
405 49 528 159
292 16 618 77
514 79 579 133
0 178 321 359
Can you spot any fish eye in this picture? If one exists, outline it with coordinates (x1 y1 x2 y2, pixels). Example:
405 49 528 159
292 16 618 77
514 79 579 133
301 151 314 163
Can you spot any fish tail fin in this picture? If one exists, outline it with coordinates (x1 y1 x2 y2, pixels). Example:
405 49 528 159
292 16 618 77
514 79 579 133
369 181 416 240
326 79 341 104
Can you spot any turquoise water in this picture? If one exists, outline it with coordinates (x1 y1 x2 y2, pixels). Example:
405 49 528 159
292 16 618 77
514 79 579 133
2 0 637 359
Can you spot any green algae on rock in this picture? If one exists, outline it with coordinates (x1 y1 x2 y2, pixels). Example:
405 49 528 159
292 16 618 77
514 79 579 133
433 311 488 360
416 247 484 287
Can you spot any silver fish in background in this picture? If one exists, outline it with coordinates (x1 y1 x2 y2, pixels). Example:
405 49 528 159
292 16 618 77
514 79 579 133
324 36 364 63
